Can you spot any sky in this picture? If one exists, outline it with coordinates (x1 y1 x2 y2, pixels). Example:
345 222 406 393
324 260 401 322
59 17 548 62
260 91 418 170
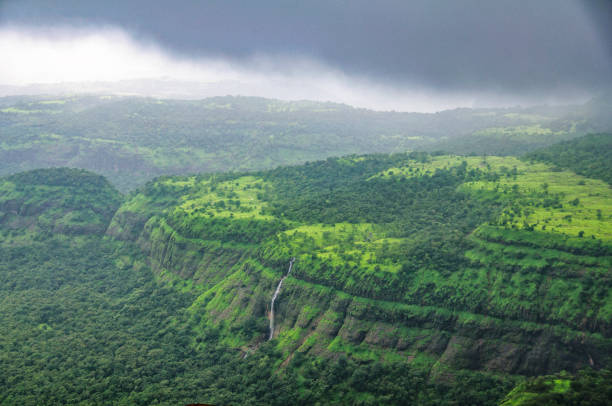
1 0 611 112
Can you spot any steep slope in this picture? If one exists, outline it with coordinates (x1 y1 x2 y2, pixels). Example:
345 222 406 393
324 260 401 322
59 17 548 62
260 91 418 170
1 144 611 404
0 170 227 404
0 167 512 405
108 150 612 393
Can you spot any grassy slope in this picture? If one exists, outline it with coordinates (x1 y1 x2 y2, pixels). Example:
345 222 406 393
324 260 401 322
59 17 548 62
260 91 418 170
376 155 612 240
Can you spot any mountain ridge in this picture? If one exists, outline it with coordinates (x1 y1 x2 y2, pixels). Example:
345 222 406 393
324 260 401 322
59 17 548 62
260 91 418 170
2 94 611 191
0 134 611 404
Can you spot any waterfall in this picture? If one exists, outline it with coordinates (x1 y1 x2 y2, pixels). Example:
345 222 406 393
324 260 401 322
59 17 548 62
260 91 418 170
269 257 295 340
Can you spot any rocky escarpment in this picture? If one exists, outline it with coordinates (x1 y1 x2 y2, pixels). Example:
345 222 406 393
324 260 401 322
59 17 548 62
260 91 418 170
106 178 612 379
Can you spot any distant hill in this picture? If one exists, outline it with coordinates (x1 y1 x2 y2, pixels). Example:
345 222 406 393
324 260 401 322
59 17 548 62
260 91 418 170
526 133 612 185
1 94 611 191
0 167 122 236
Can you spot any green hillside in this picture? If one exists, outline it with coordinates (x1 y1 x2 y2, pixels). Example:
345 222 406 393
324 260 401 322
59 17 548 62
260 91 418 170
1 136 611 404
525 133 612 185
0 168 122 237
111 145 611 402
2 95 610 191
499 369 612 406
110 151 612 361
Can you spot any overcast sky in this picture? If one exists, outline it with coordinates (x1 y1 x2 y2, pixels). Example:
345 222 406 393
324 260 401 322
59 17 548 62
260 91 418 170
1 0 611 111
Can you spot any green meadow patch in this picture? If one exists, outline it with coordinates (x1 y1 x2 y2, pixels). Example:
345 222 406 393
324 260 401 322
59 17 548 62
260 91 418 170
461 157 612 241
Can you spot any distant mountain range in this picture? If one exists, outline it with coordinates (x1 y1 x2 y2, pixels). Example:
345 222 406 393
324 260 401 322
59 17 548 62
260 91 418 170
1 93 611 191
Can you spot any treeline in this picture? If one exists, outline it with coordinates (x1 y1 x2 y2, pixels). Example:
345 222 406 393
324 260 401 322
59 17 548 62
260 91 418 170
2 94 604 191
500 369 612 406
526 133 612 185
262 153 498 229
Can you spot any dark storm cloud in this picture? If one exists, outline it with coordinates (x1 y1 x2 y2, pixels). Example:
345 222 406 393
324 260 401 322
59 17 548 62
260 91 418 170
1 0 611 98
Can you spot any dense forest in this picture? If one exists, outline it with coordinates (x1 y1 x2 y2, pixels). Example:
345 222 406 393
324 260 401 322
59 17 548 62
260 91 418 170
525 133 612 185
1 133 611 404
499 369 612 406
0 168 513 405
1 95 611 191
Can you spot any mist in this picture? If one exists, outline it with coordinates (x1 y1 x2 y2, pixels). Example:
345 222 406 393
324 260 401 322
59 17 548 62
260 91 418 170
0 25 599 112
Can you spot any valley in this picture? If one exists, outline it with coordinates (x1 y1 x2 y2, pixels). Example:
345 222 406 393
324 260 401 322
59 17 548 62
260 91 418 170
1 95 611 192
2 2 611 404
1 134 610 404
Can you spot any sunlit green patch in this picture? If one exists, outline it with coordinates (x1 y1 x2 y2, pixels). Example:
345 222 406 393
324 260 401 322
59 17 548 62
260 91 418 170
473 124 560 137
277 222 404 275
277 326 305 348
38 133 62 140
551 379 571 393
370 155 512 179
281 222 380 247
1 106 63 114
500 375 572 406
461 157 612 240
174 175 275 220
203 102 233 109
36 100 66 105
370 155 470 179
502 113 552 122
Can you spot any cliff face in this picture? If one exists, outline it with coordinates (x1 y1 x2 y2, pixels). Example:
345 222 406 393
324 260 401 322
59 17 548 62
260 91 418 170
109 209 611 377
106 154 612 379
3 145 610 404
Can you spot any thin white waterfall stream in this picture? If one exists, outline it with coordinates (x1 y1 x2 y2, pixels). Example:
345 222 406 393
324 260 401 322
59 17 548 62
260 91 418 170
269 257 295 340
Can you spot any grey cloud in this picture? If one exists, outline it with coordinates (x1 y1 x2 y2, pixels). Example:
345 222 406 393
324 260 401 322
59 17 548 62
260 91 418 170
1 0 611 100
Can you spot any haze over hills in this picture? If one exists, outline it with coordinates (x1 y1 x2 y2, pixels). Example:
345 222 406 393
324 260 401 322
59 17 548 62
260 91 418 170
2 1 612 405
2 93 611 191
0 79 336 102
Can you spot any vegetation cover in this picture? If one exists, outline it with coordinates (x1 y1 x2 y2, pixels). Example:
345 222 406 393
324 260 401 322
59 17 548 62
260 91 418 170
500 369 612 406
1 94 611 191
525 133 612 185
1 133 611 404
